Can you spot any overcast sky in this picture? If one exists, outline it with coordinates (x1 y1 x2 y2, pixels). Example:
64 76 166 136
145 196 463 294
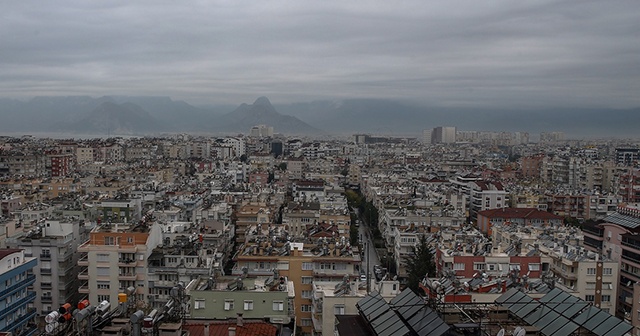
1 0 638 108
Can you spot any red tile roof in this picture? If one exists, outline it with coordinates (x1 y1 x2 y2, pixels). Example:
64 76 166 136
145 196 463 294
0 248 22 260
478 208 562 220
183 321 277 336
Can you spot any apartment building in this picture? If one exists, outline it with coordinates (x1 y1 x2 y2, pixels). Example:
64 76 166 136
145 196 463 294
0 151 47 177
476 207 562 235
186 275 294 325
311 280 371 336
233 230 361 336
5 220 87 316
0 249 37 336
77 220 163 307
582 203 640 333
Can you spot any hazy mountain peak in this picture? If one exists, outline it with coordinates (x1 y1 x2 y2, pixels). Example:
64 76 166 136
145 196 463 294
253 96 272 107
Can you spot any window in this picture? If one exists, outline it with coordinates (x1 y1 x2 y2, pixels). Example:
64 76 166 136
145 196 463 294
97 254 109 262
603 268 612 275
585 295 595 302
528 263 540 271
301 277 313 284
104 236 115 246
453 263 465 271
488 264 496 271
604 282 613 290
278 261 290 270
302 262 313 270
301 304 312 312
602 295 611 302
334 304 345 315
587 268 596 275
302 290 312 298
97 282 110 290
301 318 312 327
333 263 347 270
194 299 205 309
98 295 109 302
474 263 485 271
224 300 234 311
243 300 254 311
97 267 110 276
273 301 284 311
586 282 596 290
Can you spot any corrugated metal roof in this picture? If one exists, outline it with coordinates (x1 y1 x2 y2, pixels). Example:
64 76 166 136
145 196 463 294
603 212 640 229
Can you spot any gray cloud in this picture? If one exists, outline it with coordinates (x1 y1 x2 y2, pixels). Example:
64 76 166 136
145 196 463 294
0 0 638 107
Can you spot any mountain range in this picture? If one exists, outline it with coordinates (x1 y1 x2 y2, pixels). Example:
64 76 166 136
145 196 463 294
0 95 638 138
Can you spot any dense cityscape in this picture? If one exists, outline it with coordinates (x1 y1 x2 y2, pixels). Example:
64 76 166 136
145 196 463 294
0 126 639 336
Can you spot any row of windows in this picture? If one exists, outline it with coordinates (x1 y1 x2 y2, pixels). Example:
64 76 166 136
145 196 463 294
585 294 611 302
193 299 285 311
586 268 613 275
455 263 540 271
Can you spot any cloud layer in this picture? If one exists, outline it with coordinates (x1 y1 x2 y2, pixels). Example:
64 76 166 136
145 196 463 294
1 0 638 107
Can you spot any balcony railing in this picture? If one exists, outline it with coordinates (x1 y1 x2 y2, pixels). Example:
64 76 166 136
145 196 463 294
78 256 89 266
78 270 89 280
40 268 52 274
119 273 137 280
0 274 36 300
0 291 37 321
3 308 36 334
39 253 51 260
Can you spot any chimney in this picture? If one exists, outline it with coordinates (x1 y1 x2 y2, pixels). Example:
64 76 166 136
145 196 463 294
237 313 244 327
228 326 236 336
204 323 210 335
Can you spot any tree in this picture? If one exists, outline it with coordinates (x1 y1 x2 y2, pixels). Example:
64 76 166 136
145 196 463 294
404 235 437 294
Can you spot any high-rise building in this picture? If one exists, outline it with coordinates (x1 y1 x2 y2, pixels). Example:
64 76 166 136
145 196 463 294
431 126 456 144
77 220 163 307
5 220 87 317
0 249 38 336
616 148 640 166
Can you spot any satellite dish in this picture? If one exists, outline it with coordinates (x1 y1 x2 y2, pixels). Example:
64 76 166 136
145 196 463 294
516 328 526 336
497 329 505 336
513 327 522 335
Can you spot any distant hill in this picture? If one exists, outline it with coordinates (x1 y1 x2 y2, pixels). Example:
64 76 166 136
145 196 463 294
65 102 163 135
0 95 639 138
214 97 321 135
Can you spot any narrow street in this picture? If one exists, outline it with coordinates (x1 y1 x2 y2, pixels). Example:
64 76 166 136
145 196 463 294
357 213 381 290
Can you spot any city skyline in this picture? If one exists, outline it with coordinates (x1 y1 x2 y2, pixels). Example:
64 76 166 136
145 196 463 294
1 1 639 109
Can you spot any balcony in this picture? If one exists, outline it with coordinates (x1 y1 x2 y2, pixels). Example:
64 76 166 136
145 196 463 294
3 308 36 334
621 268 640 280
119 273 137 281
0 291 37 321
77 256 89 266
311 313 323 332
0 274 36 300
41 282 52 289
41 295 53 302
39 253 51 260
78 270 89 280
